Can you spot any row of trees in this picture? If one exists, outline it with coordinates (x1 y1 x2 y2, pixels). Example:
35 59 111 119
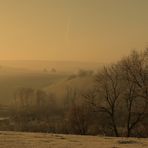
8 49 148 137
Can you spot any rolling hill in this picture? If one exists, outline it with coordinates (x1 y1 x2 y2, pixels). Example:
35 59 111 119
0 60 101 105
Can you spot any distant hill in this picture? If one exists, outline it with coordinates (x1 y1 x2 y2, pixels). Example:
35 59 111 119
0 65 30 74
0 60 102 73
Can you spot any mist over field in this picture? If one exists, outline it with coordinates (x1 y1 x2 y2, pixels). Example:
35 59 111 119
0 60 101 72
0 60 100 105
0 0 148 147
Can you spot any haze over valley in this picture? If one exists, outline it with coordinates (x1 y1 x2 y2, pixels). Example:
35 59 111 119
0 0 148 147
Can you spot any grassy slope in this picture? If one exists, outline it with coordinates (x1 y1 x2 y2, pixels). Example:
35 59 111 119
0 131 147 148
44 75 95 103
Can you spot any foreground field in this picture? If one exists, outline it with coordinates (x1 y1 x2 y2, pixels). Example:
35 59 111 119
0 131 147 148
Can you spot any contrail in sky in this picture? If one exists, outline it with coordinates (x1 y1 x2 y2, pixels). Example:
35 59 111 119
65 16 71 49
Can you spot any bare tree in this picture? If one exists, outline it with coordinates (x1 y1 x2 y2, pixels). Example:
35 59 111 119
121 69 142 137
120 50 148 100
83 49 148 137
120 49 148 137
93 64 122 137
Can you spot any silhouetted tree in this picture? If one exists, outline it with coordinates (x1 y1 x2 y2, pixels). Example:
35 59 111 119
119 49 148 137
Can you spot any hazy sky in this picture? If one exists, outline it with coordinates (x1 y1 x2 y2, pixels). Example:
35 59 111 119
0 0 148 63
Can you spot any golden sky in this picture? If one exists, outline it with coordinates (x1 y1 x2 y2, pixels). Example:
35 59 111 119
0 0 148 62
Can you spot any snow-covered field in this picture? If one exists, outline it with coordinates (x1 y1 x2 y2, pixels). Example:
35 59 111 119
0 131 147 148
